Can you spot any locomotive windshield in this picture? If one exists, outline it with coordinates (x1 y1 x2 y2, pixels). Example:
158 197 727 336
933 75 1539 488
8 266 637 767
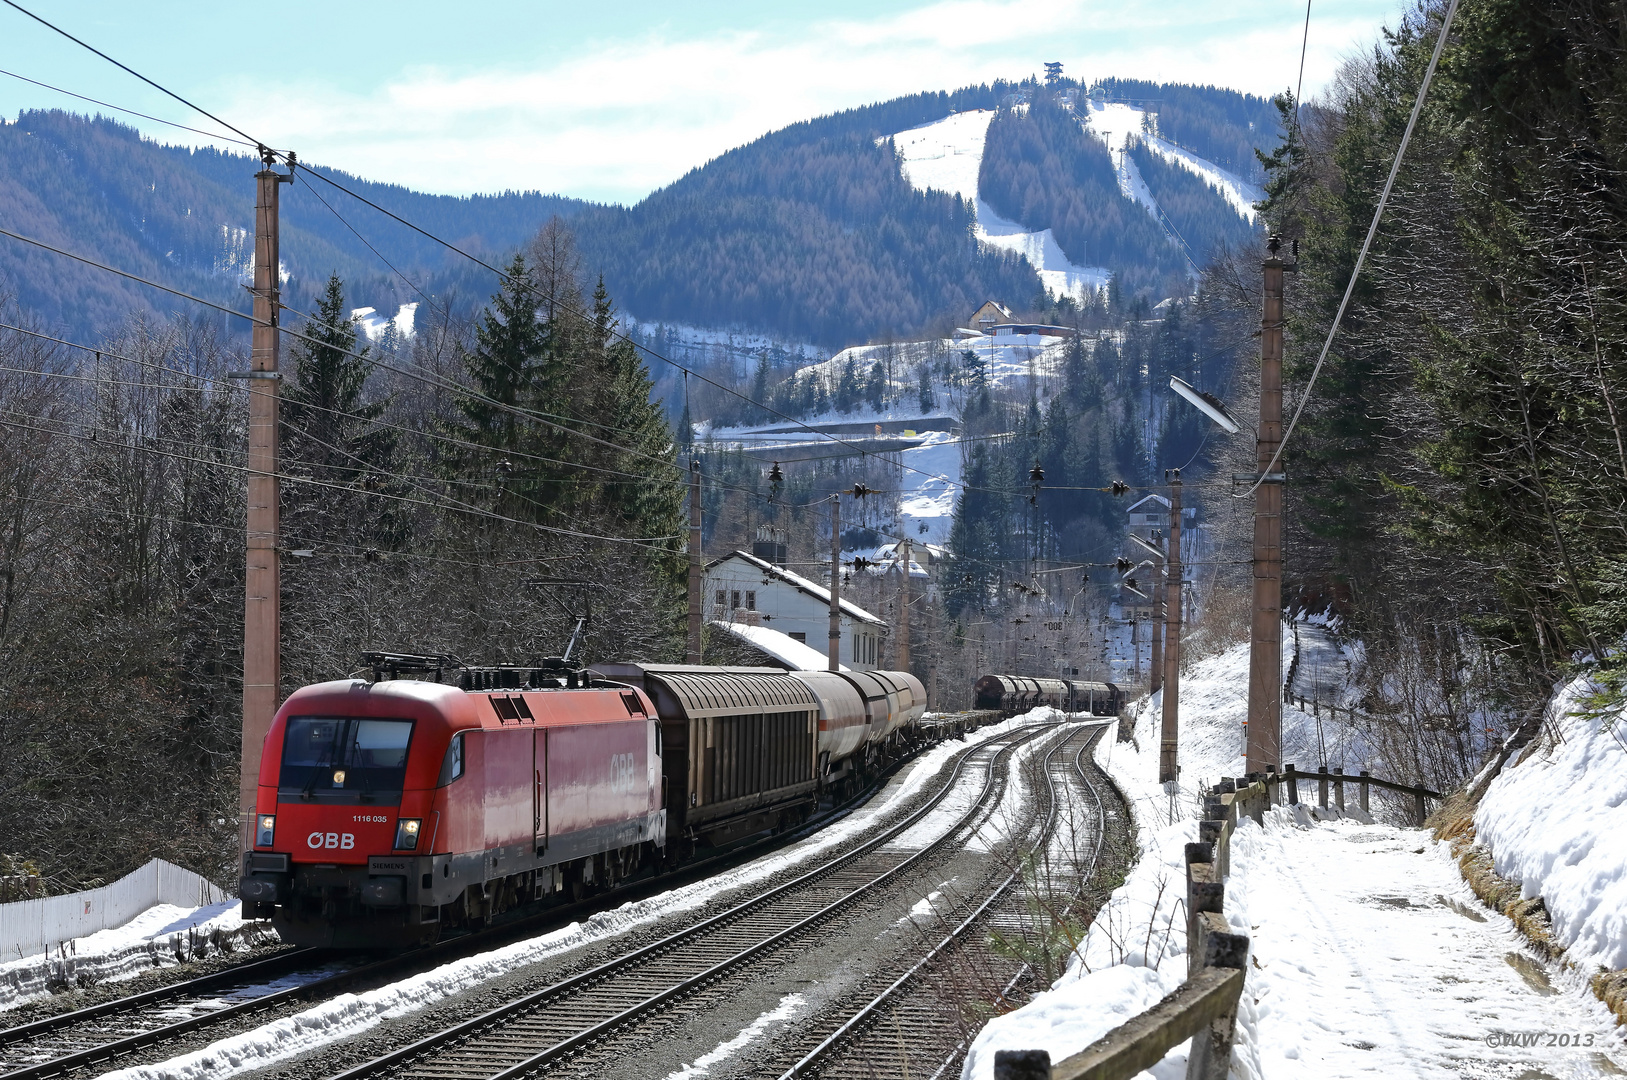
280 717 414 799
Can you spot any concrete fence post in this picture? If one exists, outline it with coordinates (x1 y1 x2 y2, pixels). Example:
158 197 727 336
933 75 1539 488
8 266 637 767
1317 766 1329 810
1285 763 1298 806
1332 767 1345 812
1415 789 1427 826
1359 770 1370 814
994 1050 1051 1079
1185 842 1222 977
1184 926 1250 1080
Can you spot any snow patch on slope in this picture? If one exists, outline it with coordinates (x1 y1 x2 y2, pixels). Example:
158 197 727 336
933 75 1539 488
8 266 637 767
350 303 417 341
1082 101 1161 223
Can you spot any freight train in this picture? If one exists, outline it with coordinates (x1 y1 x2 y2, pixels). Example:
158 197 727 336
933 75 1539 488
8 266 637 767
972 674 1127 717
239 656 929 947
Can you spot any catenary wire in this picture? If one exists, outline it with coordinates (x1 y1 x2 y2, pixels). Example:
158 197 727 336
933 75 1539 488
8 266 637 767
0 319 696 488
0 66 254 147
1294 0 1313 130
5 490 587 573
0 0 271 151
1236 0 1461 500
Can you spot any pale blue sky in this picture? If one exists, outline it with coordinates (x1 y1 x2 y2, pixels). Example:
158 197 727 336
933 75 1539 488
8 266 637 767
1 1 1410 203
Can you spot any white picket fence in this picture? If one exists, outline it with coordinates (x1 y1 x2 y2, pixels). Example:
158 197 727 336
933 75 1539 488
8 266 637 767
0 859 229 960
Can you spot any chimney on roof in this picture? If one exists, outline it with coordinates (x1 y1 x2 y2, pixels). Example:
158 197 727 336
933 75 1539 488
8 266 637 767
753 525 788 566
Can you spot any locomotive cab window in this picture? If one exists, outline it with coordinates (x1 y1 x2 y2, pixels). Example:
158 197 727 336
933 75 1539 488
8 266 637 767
280 717 414 800
438 732 465 785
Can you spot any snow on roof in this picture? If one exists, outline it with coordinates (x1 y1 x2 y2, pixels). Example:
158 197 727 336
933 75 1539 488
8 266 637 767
710 621 848 672
706 550 887 627
1126 494 1170 513
869 543 930 578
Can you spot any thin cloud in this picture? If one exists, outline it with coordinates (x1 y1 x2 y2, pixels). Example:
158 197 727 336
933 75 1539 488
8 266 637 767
213 0 1403 201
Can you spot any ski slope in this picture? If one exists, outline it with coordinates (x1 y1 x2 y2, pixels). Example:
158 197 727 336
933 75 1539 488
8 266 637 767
893 111 1111 297
893 102 1258 298
1081 101 1161 222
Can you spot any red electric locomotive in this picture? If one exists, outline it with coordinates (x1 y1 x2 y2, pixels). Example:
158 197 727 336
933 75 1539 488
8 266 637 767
239 659 665 947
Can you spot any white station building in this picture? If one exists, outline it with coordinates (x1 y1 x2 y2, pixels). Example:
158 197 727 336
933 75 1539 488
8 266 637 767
704 549 889 671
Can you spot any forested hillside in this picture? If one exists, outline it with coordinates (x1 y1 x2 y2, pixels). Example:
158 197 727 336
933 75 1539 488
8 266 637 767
574 126 1038 347
1 77 1276 349
1235 0 1627 772
1125 138 1259 267
0 110 588 339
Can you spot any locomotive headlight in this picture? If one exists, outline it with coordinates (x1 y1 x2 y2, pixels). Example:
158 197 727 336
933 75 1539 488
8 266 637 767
393 818 422 850
255 815 276 847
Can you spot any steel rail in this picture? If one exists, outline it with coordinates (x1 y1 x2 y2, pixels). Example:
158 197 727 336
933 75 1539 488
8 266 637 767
0 949 449 1080
776 721 1108 1078
0 947 310 1048
914 724 1121 1080
326 721 1058 1080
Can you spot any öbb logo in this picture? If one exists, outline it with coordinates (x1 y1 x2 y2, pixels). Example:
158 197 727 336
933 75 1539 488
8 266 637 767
307 832 355 850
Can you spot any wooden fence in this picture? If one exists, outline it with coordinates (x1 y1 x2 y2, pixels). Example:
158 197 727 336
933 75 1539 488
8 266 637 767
995 764 1443 1079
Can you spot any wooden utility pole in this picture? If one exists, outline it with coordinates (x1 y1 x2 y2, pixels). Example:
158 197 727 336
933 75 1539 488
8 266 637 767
240 150 292 850
1247 238 1287 773
828 494 842 671
896 538 911 672
686 459 702 663
1159 470 1183 784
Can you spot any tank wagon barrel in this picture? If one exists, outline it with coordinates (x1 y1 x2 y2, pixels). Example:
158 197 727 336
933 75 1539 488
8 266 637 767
972 673 1125 717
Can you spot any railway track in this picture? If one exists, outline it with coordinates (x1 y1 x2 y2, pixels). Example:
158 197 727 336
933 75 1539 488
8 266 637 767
322 721 1063 1080
0 726 953 1080
0 948 347 1080
768 719 1122 1079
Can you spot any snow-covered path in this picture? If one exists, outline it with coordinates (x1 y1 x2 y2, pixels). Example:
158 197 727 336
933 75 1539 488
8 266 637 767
1232 811 1624 1079
963 643 1627 1079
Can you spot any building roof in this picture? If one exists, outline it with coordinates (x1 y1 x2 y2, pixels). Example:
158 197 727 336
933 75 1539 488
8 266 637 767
705 550 888 627
972 300 1013 324
1126 494 1170 513
988 323 1078 337
709 621 849 671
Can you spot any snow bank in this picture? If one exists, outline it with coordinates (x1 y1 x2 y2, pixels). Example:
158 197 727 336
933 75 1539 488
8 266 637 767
0 898 248 1013
1476 673 1627 970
